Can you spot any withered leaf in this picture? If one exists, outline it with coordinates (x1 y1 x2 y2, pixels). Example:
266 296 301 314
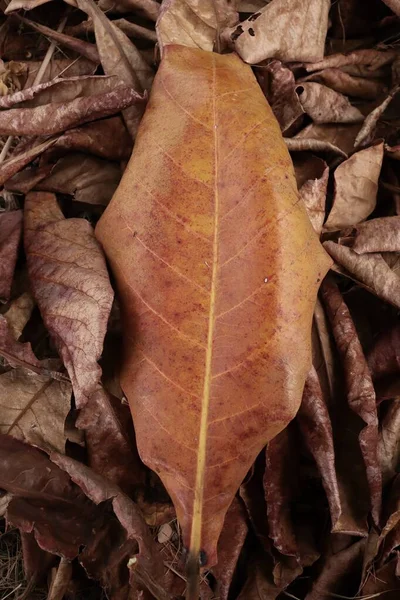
5 0 66 11
297 367 341 529
303 68 387 100
353 216 400 253
382 0 400 16
67 18 157 42
95 45 331 569
294 122 361 155
3 292 35 340
305 50 397 74
236 557 283 600
0 210 22 301
0 368 71 453
355 87 399 147
324 143 384 230
24 192 114 406
362 557 400 598
75 0 153 137
378 398 400 485
232 0 330 64
0 138 57 187
324 241 400 309
285 137 347 160
0 315 42 373
367 324 400 380
320 277 381 526
0 85 143 137
156 0 238 53
98 0 160 20
23 58 98 88
296 82 364 124
299 161 328 235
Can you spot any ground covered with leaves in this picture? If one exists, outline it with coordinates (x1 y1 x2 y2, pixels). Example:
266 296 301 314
0 0 400 598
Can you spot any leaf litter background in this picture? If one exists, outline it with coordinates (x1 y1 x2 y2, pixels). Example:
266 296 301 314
0 0 399 598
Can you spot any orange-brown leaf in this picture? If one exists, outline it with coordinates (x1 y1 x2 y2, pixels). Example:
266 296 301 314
96 45 331 569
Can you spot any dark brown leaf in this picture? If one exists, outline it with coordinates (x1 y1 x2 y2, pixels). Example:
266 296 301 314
24 192 114 406
362 557 400 598
355 87 400 147
0 138 57 187
258 60 304 132
98 0 160 20
297 367 341 529
353 216 400 253
303 68 387 100
236 557 283 600
67 18 157 42
324 241 400 309
321 277 381 526
367 324 400 379
0 210 22 301
378 398 400 485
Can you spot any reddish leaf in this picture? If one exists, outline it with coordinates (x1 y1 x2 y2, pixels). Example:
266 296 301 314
24 192 113 406
297 367 341 529
367 324 400 380
95 45 331 569
378 398 400 485
321 277 381 526
362 557 400 598
236 557 283 600
0 210 22 301
0 138 57 187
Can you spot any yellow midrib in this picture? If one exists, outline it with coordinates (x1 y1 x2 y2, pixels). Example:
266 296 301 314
189 53 219 562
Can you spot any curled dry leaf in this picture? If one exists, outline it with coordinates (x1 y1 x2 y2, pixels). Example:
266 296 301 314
320 277 381 526
4 0 69 12
324 241 400 309
305 50 397 74
354 87 400 147
378 398 400 485
0 210 22 301
231 0 330 64
297 367 341 529
98 0 161 20
23 58 98 88
367 324 400 380
0 85 143 137
51 452 169 600
0 138 57 188
353 216 400 253
294 122 361 155
296 82 364 124
258 60 304 132
67 18 157 42
36 154 122 205
324 143 384 230
285 137 347 160
76 0 153 137
212 498 248 600
0 368 71 453
96 45 331 570
17 16 100 64
303 68 387 100
299 162 328 235
24 192 114 406
156 0 238 54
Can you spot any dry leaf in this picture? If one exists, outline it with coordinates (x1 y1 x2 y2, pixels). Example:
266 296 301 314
362 556 400 598
299 162 328 235
0 315 43 373
0 138 57 187
321 277 381 525
305 50 397 74
296 82 364 124
368 324 400 380
98 0 161 20
24 58 98 87
0 368 71 453
0 210 22 301
294 122 361 155
76 0 153 137
353 216 400 253
324 143 384 230
378 398 400 485
24 192 114 406
236 557 283 600
381 0 400 15
257 60 304 132
285 137 347 159
3 292 35 340
324 241 400 309
0 84 143 136
67 18 157 42
231 0 330 64
96 45 331 570
297 367 341 529
303 68 387 100
156 0 238 53
4 0 72 11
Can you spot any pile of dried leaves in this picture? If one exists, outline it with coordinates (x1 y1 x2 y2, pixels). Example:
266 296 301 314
0 0 400 598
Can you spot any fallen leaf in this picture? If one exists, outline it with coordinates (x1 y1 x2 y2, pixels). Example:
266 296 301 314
0 138 57 187
367 324 400 380
353 216 400 253
67 18 158 42
95 45 331 570
3 292 35 340
305 49 397 74
0 85 143 136
35 154 122 205
285 137 347 159
299 162 328 235
0 368 71 453
257 60 304 132
231 0 330 64
24 57 98 87
236 557 283 600
0 315 42 373
296 82 364 124
378 398 400 485
48 558 72 600
320 277 381 526
355 87 400 147
297 367 341 529
24 192 114 406
17 16 100 64
4 0 69 11
294 122 361 155
0 210 22 301
76 387 146 497
303 68 387 100
381 0 400 15
324 241 400 309
213 497 248 600
362 556 400 598
305 538 366 600
156 0 238 53
324 143 384 230
98 0 161 20
75 0 153 137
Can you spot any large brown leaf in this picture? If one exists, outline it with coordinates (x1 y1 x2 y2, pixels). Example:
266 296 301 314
96 45 330 573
